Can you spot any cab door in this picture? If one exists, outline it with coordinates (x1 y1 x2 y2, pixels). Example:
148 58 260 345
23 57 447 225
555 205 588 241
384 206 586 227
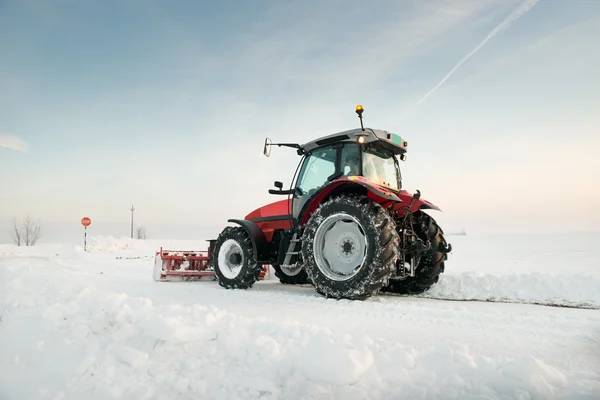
291 145 338 225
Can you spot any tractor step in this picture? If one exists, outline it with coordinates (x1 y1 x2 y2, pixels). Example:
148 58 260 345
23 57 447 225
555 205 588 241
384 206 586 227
283 233 300 265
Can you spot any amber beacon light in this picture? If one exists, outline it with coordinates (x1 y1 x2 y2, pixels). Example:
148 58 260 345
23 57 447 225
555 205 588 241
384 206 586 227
355 104 365 131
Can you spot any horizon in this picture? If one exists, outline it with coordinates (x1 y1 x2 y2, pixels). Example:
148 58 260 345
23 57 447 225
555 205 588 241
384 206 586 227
3 219 600 247
2 0 599 243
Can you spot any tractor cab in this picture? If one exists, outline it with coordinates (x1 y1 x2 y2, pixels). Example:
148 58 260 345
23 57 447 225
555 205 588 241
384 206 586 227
264 105 409 221
297 129 406 189
291 138 403 218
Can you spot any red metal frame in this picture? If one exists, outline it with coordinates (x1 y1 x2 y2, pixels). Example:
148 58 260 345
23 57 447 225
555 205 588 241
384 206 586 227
155 247 269 281
157 248 214 279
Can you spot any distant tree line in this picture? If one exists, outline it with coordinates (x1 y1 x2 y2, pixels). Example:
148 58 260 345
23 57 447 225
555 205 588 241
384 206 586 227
10 215 41 246
8 216 147 245
136 226 147 240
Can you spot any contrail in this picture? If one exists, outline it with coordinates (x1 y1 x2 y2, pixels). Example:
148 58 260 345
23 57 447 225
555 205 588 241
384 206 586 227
416 0 539 106
0 134 28 152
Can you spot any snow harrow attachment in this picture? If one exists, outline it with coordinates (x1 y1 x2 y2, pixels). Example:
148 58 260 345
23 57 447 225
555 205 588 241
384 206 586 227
153 245 269 282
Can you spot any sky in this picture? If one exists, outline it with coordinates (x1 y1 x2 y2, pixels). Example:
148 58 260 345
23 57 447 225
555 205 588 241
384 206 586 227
1 0 599 243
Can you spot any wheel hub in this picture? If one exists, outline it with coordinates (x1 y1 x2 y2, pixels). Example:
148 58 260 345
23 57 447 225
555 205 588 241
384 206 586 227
229 253 242 265
313 213 367 281
218 239 245 279
342 240 354 254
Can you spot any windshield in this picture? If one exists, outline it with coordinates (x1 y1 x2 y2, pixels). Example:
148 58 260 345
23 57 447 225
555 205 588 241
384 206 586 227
362 146 400 191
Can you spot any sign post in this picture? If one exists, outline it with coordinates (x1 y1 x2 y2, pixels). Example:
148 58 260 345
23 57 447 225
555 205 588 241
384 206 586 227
81 217 91 251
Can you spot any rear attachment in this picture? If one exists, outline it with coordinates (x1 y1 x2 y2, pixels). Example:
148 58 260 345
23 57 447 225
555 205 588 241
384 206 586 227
153 247 214 281
153 246 270 282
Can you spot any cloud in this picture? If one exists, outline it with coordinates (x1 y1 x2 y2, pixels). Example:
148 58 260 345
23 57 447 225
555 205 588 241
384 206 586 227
178 0 512 141
0 134 28 152
415 0 540 106
224 0 507 95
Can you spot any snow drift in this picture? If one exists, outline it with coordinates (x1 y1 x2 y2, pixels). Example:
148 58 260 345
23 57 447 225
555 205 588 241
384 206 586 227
420 271 600 309
2 264 599 400
1 233 599 399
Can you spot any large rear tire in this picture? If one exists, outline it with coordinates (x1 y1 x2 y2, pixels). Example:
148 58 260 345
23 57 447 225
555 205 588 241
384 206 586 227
212 226 262 289
385 211 448 295
301 195 399 300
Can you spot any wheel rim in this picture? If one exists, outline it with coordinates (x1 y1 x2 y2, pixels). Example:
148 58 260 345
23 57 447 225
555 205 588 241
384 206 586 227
280 264 303 276
313 213 367 282
217 239 245 279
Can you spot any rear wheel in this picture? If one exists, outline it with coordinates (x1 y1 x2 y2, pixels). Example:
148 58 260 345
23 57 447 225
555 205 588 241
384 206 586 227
212 226 262 289
273 264 309 284
301 195 399 300
385 211 448 294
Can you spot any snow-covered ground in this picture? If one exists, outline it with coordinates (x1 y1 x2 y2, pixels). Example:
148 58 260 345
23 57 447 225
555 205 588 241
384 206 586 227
1 232 599 399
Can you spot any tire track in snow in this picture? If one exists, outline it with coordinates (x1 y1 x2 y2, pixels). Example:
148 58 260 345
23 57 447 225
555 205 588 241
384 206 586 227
413 295 600 310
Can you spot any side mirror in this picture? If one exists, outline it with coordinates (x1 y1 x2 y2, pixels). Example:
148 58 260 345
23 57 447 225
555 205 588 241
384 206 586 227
269 181 294 195
263 137 272 157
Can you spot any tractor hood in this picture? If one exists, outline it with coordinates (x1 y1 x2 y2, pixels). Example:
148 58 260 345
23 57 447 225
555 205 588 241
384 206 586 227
245 199 291 221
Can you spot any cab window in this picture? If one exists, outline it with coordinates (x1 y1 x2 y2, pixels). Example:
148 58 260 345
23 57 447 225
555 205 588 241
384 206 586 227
293 146 337 217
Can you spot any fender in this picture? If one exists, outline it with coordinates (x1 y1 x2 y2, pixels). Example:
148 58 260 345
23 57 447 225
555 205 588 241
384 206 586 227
299 176 401 225
299 177 441 224
227 219 270 262
343 176 402 202
396 190 441 213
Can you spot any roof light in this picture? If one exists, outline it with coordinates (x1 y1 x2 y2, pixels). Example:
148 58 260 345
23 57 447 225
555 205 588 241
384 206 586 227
356 131 368 144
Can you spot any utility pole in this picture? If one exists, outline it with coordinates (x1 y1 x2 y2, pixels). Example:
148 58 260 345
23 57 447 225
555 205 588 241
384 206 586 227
130 205 135 238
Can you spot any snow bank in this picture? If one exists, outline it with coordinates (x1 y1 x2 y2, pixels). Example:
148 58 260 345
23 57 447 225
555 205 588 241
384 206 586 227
84 235 151 253
0 242 71 258
2 232 600 399
2 262 599 400
82 235 209 254
421 271 600 309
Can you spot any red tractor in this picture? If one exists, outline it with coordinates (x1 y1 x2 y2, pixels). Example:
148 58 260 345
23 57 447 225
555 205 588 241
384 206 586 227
155 105 451 300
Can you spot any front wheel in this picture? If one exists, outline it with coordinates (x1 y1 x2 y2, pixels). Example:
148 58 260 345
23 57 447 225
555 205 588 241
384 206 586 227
212 226 262 289
301 195 399 300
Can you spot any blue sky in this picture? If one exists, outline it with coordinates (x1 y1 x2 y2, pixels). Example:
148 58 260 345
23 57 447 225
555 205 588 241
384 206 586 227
1 0 599 242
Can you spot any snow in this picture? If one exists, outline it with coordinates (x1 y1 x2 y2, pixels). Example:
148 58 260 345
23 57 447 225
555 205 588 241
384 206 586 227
420 271 600 308
418 233 600 308
1 232 600 399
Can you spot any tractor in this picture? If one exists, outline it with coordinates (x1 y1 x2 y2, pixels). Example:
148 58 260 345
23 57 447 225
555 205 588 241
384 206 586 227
154 105 451 300
210 105 451 300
